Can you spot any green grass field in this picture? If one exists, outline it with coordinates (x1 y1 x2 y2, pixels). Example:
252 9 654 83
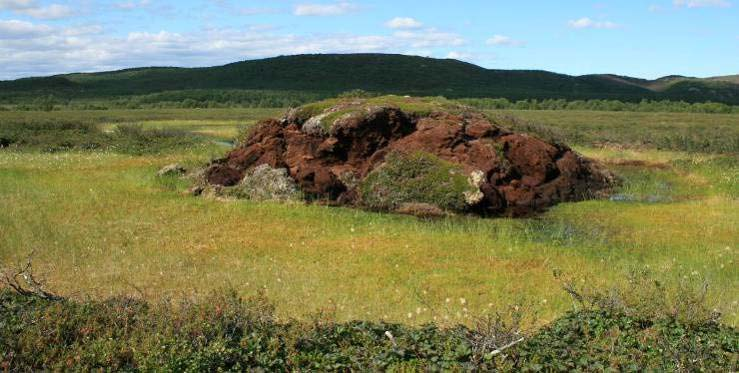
488 109 739 153
0 108 737 328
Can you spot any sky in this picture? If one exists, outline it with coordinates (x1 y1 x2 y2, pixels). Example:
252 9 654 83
0 0 737 80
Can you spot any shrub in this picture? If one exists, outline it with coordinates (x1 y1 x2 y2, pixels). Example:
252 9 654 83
0 120 107 152
516 309 737 371
555 267 722 326
459 97 738 114
359 151 477 213
0 265 736 371
0 120 204 154
337 89 377 99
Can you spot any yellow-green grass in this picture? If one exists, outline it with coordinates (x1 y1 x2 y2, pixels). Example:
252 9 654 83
1 145 736 326
100 120 243 142
488 109 739 153
0 108 282 144
490 110 739 132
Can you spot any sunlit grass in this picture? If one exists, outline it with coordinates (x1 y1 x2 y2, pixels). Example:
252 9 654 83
1 144 736 326
489 110 739 153
99 120 244 141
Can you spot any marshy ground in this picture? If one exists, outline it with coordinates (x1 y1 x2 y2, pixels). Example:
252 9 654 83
0 107 736 327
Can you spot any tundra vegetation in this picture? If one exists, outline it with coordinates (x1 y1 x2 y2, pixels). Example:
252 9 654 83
0 95 737 370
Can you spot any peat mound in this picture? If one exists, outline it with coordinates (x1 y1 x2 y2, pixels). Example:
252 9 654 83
199 97 615 216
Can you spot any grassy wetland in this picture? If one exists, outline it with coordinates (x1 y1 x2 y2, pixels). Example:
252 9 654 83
1 106 736 329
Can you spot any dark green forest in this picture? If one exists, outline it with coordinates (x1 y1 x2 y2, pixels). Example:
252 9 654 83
2 54 738 107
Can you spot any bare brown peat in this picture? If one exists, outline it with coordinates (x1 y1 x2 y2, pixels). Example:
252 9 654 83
197 98 615 217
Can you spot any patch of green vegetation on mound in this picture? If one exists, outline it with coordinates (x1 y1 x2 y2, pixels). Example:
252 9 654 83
359 151 476 212
291 99 341 122
291 95 472 127
319 108 362 130
363 95 469 116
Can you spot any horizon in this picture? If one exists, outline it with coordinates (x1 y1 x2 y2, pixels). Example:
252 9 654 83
1 1 738 80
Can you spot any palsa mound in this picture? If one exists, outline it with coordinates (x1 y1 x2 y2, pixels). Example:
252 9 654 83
196 97 615 217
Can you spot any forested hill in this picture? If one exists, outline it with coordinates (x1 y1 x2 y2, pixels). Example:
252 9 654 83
1 54 737 104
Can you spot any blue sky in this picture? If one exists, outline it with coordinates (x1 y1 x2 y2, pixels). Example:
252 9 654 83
0 0 737 80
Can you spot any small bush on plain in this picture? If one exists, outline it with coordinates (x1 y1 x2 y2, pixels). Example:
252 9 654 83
0 120 203 154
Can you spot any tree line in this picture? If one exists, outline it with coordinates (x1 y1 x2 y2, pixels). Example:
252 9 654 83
2 90 738 114
458 97 739 114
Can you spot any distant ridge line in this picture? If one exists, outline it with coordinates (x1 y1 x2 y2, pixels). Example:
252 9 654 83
1 53 737 104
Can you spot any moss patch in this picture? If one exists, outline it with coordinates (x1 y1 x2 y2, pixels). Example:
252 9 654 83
320 108 362 130
359 151 476 212
292 95 470 125
364 95 468 116
290 99 341 122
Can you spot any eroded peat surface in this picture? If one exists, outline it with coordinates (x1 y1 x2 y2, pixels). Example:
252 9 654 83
1 106 736 328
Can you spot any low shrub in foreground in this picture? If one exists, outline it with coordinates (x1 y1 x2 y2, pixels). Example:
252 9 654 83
1 271 736 371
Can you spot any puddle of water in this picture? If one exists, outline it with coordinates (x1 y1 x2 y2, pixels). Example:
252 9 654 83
214 140 235 147
609 194 673 203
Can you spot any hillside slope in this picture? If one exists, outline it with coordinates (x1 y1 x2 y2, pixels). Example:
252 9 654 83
1 54 737 104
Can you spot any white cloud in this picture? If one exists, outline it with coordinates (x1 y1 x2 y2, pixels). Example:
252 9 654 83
393 28 465 48
208 1 281 16
247 24 275 32
385 17 422 29
568 17 619 29
126 31 184 43
0 19 51 38
674 0 732 7
61 24 103 36
0 0 73 19
17 4 72 19
0 0 33 8
238 7 280 16
115 0 151 10
445 51 471 60
293 2 357 16
486 34 525 47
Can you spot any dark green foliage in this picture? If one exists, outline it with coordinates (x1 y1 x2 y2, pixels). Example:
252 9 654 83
0 120 203 154
2 54 738 106
0 286 736 371
114 89 325 109
519 269 739 371
359 151 476 212
4 90 324 110
337 89 378 99
0 120 107 151
515 310 737 371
